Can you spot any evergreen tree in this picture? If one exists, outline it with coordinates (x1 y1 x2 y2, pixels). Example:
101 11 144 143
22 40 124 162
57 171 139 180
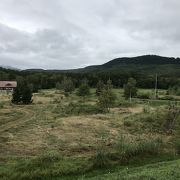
77 82 90 97
12 87 21 104
21 85 33 104
12 83 33 105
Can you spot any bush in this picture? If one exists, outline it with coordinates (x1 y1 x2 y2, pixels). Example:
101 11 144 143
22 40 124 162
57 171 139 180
77 83 90 97
168 85 180 96
137 93 150 99
53 103 103 116
0 102 4 109
159 96 175 101
117 100 136 107
124 120 133 127
72 104 103 115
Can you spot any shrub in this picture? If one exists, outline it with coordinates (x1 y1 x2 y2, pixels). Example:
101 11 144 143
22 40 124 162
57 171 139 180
159 96 175 101
53 102 103 116
137 93 150 99
77 83 90 97
168 85 180 96
118 100 135 107
124 120 133 127
0 102 4 109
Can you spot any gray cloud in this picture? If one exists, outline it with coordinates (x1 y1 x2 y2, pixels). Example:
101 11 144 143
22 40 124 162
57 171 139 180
0 0 180 69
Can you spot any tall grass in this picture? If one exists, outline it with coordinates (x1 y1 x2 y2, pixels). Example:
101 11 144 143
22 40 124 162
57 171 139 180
115 135 163 164
53 102 103 116
92 150 111 168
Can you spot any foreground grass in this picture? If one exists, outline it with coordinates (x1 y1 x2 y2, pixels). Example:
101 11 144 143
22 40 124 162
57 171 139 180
0 89 179 179
0 154 179 179
82 159 180 180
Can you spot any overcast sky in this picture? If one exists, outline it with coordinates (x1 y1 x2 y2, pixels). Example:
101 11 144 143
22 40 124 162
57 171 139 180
0 0 180 69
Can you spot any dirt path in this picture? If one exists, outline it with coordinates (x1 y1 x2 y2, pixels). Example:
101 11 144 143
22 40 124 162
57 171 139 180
0 107 36 134
111 106 143 114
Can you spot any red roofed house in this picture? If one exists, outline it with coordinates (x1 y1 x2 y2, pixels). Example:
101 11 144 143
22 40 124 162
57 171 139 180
0 81 17 92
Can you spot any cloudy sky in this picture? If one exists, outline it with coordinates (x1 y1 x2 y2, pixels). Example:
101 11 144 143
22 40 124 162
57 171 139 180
0 0 180 69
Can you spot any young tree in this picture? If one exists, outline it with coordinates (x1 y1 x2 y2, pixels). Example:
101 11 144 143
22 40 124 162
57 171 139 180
61 76 75 93
106 79 113 90
124 78 137 102
56 82 61 90
163 102 180 134
96 80 104 96
97 80 116 112
12 87 21 104
77 82 90 97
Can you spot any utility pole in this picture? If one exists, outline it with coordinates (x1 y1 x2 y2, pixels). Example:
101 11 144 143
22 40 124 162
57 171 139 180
129 91 132 103
154 73 158 99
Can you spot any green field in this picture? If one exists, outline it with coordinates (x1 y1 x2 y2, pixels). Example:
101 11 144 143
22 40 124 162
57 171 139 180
0 89 179 180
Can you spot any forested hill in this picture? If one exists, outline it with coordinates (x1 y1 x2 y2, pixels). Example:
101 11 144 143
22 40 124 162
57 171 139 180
0 55 180 89
23 55 180 73
78 55 180 72
103 55 179 66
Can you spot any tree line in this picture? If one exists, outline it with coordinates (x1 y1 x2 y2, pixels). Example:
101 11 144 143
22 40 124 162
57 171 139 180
0 67 179 93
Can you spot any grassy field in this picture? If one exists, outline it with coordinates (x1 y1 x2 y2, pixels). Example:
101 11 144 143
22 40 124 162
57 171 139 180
0 88 179 179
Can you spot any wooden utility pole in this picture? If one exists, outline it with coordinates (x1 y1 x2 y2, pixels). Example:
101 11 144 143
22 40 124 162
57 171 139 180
154 73 158 99
129 91 132 103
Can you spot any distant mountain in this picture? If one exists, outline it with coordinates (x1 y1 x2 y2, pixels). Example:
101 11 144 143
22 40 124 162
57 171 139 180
25 69 45 72
77 55 180 72
105 55 179 65
22 55 180 73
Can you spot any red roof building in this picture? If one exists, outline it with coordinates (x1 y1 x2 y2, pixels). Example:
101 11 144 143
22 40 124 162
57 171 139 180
0 81 17 91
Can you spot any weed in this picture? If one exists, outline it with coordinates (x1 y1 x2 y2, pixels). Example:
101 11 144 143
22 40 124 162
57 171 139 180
93 150 111 168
